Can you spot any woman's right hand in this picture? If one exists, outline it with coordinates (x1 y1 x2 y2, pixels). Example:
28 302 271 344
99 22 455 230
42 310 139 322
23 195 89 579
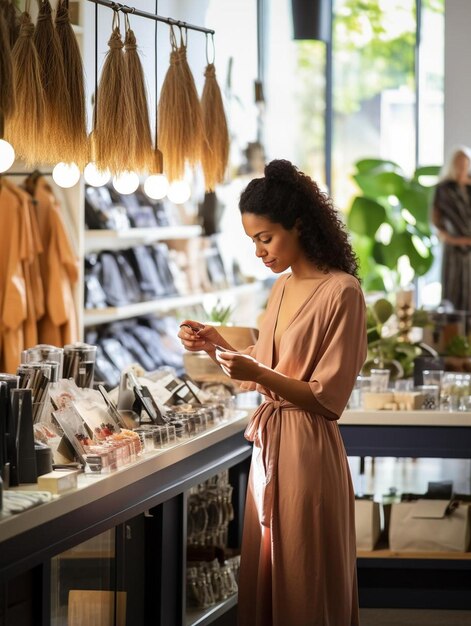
177 320 224 354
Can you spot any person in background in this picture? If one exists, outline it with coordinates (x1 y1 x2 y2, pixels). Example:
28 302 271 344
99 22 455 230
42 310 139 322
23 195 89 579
433 146 471 311
178 159 367 626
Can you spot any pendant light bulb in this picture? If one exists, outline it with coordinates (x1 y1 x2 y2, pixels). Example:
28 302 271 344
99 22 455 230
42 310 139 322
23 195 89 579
144 173 169 200
52 162 81 188
167 179 191 204
84 162 111 187
112 171 140 195
0 139 15 173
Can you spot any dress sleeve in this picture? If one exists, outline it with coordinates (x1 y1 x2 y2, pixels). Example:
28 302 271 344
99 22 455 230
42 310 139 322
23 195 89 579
308 283 367 419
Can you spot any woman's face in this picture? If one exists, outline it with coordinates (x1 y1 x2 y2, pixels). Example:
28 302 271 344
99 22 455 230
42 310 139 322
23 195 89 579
241 212 303 273
454 151 470 179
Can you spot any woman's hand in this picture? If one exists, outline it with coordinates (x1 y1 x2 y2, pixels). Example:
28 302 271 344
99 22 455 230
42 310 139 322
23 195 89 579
177 320 224 354
215 350 264 381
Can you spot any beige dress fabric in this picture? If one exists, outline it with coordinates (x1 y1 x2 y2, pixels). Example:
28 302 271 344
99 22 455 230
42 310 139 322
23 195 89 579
238 271 367 626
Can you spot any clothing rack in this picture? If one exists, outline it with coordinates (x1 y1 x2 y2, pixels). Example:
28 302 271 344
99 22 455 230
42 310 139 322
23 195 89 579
85 0 215 35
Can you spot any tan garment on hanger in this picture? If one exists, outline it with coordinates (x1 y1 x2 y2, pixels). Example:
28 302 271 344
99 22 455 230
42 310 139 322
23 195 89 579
34 178 79 347
27 197 46 323
0 180 28 372
10 184 45 349
238 271 367 626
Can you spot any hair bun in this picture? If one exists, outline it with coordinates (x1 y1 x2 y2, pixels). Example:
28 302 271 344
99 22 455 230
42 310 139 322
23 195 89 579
264 159 299 186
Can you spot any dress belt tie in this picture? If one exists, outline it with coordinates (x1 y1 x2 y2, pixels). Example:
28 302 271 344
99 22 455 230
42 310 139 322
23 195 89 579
245 400 298 527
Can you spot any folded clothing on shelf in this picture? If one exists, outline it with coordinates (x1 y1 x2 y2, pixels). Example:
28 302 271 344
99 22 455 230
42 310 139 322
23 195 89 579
85 185 130 230
84 243 180 309
85 184 173 230
85 317 185 388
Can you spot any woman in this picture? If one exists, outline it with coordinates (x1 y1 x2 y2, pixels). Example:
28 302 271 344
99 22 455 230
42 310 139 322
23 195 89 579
433 146 471 311
178 160 367 625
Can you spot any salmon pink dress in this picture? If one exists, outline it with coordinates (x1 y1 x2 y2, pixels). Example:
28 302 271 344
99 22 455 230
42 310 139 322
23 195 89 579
238 271 367 626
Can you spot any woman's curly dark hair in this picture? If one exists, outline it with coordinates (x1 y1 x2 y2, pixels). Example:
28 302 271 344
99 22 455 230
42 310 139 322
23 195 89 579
239 159 359 279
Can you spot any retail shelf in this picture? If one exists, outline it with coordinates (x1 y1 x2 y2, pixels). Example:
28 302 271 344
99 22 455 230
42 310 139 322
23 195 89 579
186 594 238 626
84 225 203 253
357 549 471 609
83 282 261 326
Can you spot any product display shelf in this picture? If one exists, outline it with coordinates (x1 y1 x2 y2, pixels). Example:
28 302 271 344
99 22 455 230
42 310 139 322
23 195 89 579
186 594 238 626
83 282 262 326
340 408 471 609
0 410 250 551
84 225 203 253
356 549 471 610
0 410 253 626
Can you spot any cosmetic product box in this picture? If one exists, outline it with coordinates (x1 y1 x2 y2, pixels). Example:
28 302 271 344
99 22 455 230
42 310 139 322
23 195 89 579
37 469 80 494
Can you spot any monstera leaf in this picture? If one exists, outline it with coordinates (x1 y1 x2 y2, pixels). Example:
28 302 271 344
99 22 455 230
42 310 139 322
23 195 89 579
348 158 439 288
347 197 387 238
355 158 402 174
354 171 406 198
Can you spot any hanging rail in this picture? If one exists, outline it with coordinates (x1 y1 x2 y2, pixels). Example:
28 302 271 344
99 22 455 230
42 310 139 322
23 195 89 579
85 0 215 35
3 171 53 176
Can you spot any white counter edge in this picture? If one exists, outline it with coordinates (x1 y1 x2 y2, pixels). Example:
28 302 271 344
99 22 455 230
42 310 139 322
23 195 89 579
340 409 471 427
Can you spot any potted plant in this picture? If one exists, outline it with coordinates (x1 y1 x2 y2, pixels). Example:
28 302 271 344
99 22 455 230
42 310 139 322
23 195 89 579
364 297 435 379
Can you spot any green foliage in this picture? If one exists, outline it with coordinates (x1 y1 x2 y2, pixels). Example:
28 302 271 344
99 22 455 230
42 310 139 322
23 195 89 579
445 336 471 358
332 0 443 115
333 1 416 115
423 0 444 11
294 41 326 173
372 298 394 324
348 197 387 238
347 158 441 290
365 300 433 378
206 300 234 325
292 0 443 173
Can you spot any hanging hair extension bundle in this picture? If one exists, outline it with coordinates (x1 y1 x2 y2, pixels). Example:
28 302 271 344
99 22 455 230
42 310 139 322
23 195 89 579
123 16 153 173
33 0 71 164
55 0 88 168
4 9 45 164
177 33 205 167
93 10 136 174
201 58 229 191
158 32 186 181
0 0 20 48
158 28 205 181
0 2 15 126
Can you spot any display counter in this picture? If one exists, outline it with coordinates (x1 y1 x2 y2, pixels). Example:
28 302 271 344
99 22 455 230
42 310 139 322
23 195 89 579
2 407 471 619
339 409 471 458
340 408 471 610
0 411 252 626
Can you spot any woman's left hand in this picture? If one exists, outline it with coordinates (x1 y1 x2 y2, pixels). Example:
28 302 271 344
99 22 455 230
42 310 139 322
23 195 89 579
215 350 264 381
